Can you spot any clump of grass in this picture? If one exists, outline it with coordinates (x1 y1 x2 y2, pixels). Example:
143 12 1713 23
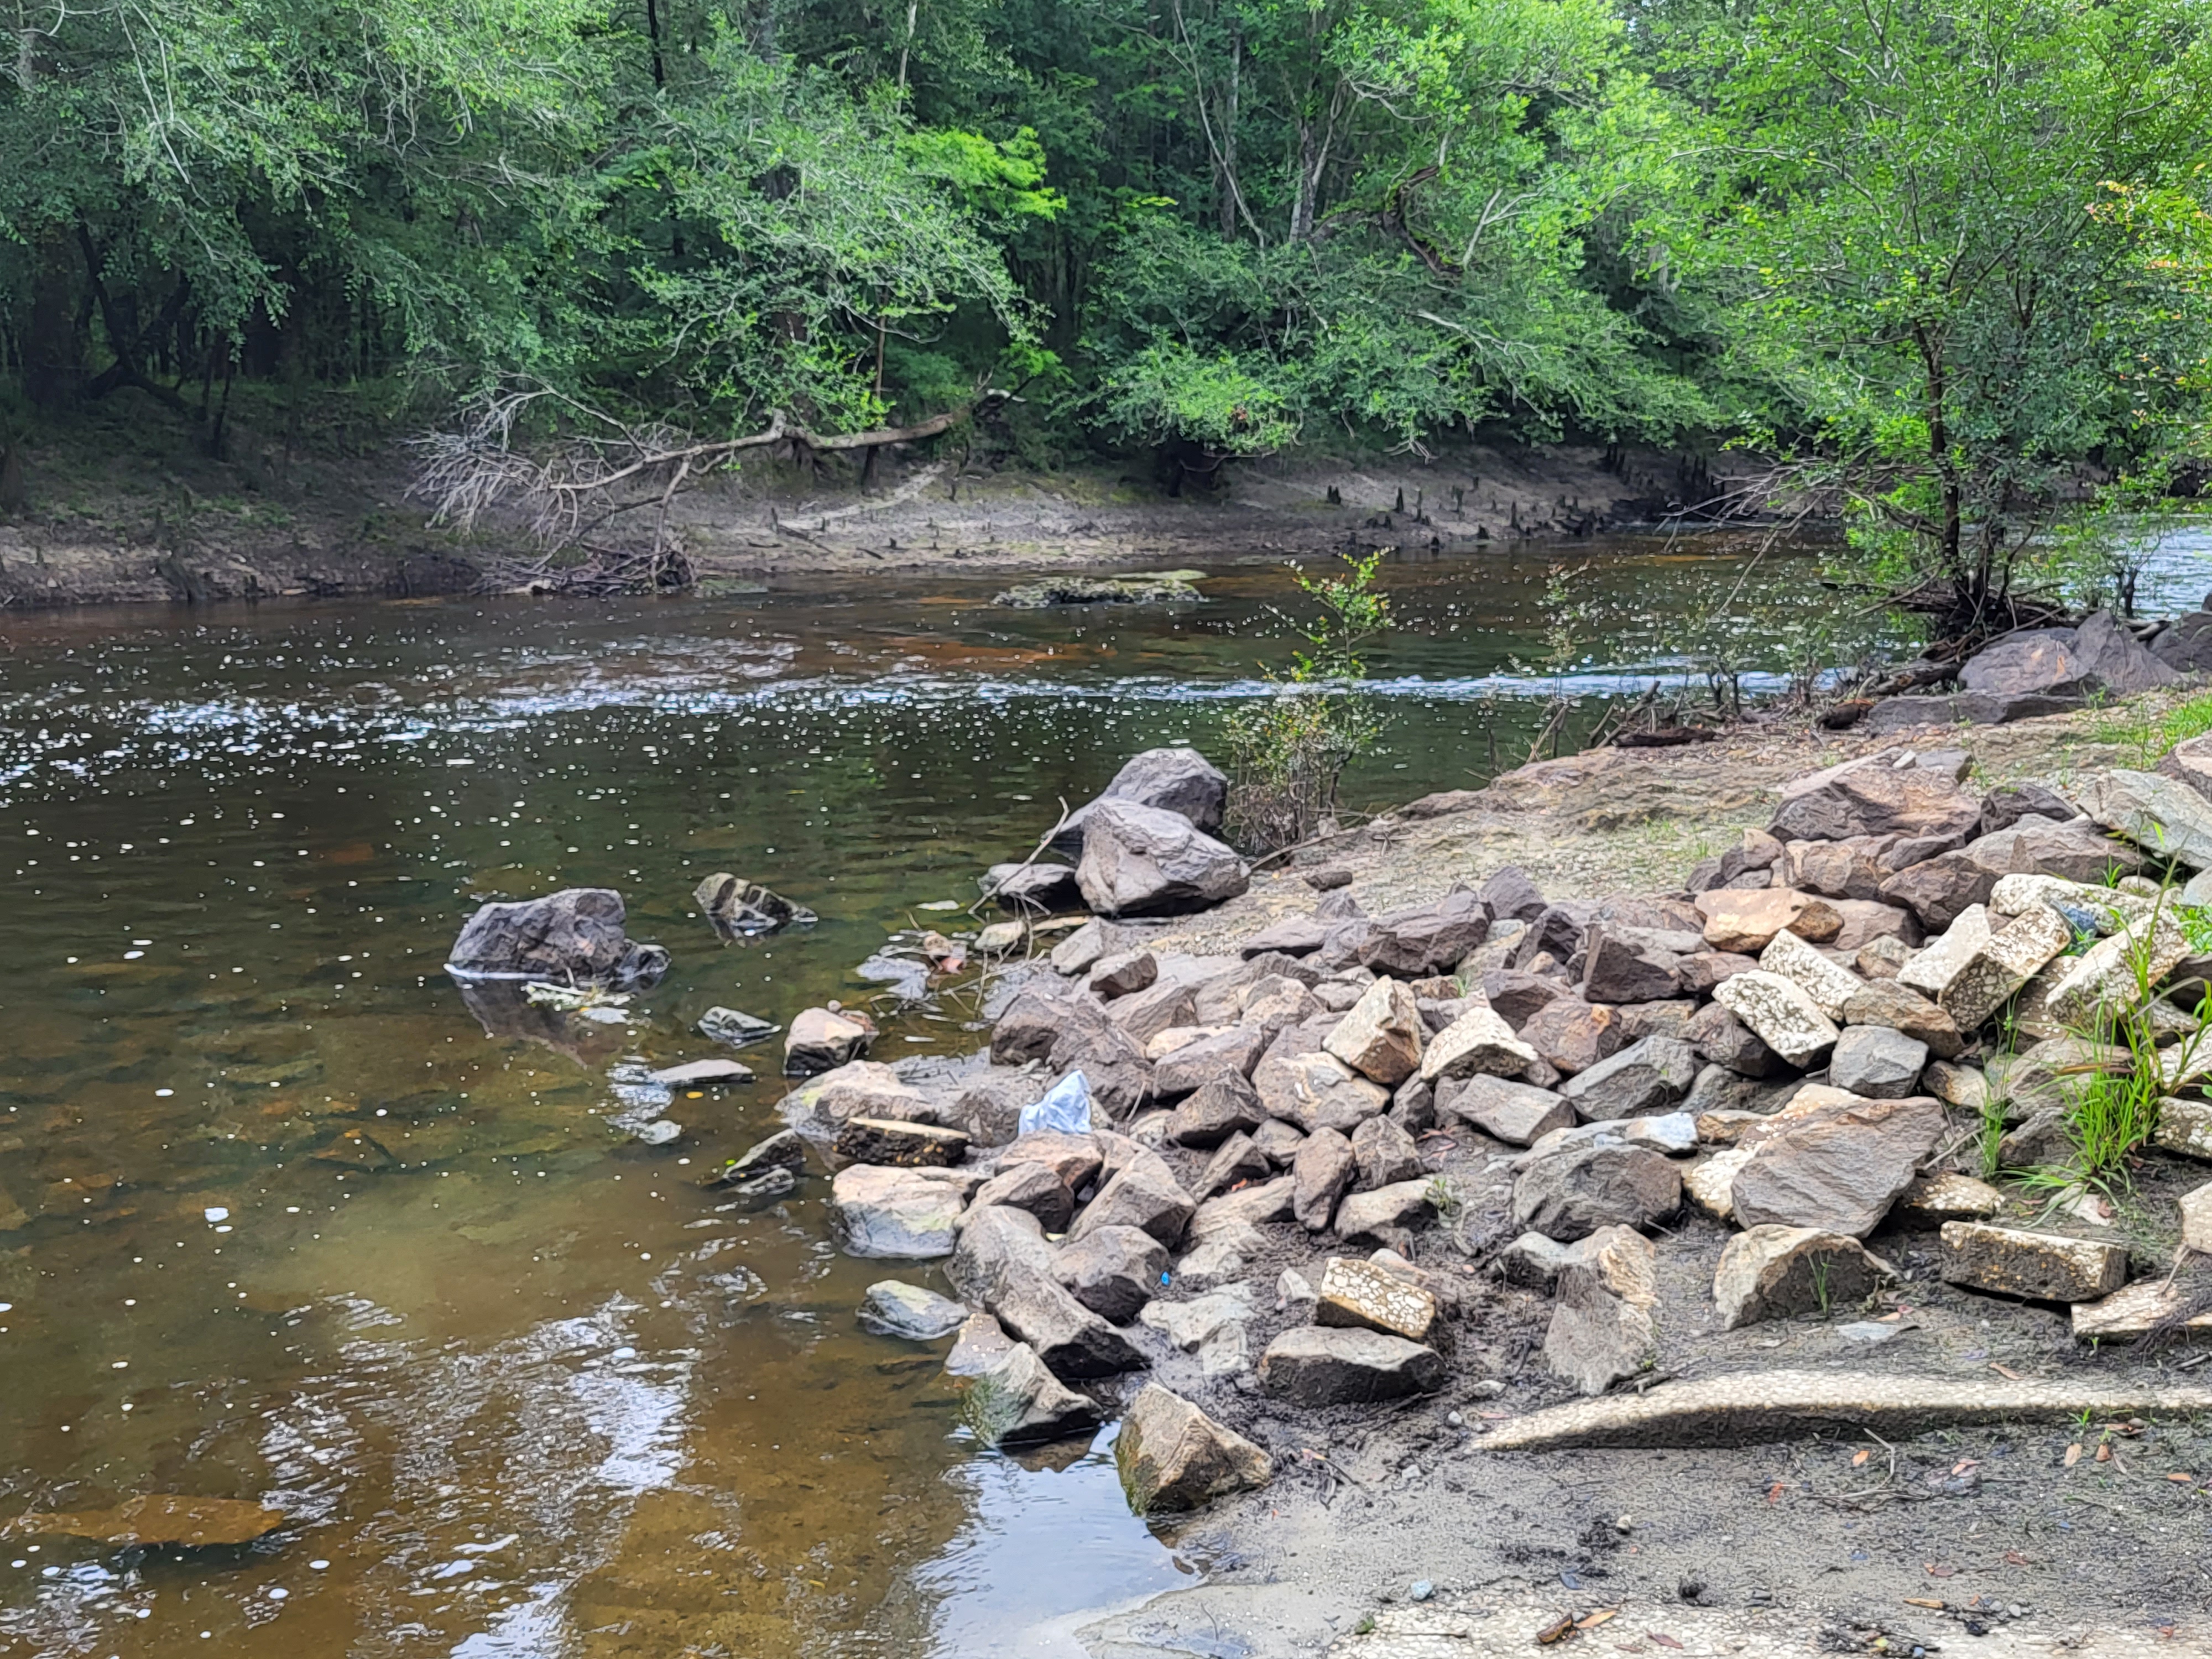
2093 686 2212 765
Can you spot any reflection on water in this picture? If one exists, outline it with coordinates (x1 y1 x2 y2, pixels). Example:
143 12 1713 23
0 536 1865 1657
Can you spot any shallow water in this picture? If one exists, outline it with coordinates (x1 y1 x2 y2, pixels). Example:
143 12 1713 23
0 529 2086 1657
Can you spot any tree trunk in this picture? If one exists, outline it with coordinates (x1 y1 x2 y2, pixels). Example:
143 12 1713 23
23 232 77 413
1217 24 1240 238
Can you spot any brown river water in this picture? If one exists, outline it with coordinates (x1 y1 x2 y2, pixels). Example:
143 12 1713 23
0 539 1890 1658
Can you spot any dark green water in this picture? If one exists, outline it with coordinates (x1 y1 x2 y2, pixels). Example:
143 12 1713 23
0 536 1864 1658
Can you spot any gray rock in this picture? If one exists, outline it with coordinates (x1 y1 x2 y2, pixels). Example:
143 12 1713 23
1076 799 1250 917
2080 768 2212 867
1478 864 1548 924
1292 1126 1358 1229
1713 1226 1892 1328
1979 782 2082 836
962 1342 1102 1445
1195 1130 1272 1199
1254 1050 1390 1134
1068 1151 1194 1249
2151 610 2212 672
1580 927 1684 1004
1863 691 2088 733
949 1205 1146 1376
1771 755 1984 843
1543 1230 1659 1395
1089 949 1160 999
1250 1117 1308 1167
1480 968 1569 1026
1827 1026 1929 1099
1684 1001 1778 1077
1558 1036 1699 1122
828 1165 979 1258
2072 609 2178 695
786 1007 875 1077
1140 1284 1259 1376
1165 1073 1268 1148
1055 1224 1169 1323
967 1161 1075 1232
1357 890 1490 977
648 1057 753 1087
1839 980 1964 1060
945 1310 1018 1376
1050 920 1113 975
994 1129 1105 1193
1680 1063 1798 1119
698 1005 780 1047
859 1280 969 1340
1351 1114 1423 1188
1115 1384 1272 1513
986 861 1083 914
1510 1140 1682 1241
1057 747 1229 851
1151 1026 1270 1100
1334 1180 1437 1246
446 886 667 985
1258 1326 1446 1405
948 1068 1047 1146
708 1128 807 1187
1447 1073 1576 1145
1388 1076 1437 1135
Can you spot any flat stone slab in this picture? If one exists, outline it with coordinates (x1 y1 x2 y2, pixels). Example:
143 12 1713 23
1479 1369 2212 1449
1939 1220 2128 1302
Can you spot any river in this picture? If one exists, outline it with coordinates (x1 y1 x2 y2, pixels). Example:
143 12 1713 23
0 531 2184 1659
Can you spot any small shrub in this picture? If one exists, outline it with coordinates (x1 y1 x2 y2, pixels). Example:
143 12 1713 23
1224 551 1391 851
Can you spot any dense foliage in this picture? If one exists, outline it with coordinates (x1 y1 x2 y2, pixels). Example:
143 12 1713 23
7 0 2212 597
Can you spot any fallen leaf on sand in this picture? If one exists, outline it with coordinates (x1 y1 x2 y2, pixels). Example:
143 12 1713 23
1925 1563 1957 1579
1577 1609 1618 1630
2096 1443 2112 1463
1536 1614 1576 1644
1990 1362 2026 1380
2005 1551 2032 1566
2064 1443 2083 1467
1648 1638 1685 1652
1852 1449 1871 1467
1905 1597 1947 1610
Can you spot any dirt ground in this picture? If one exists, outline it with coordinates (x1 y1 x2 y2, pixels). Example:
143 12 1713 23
0 392 1708 606
1068 695 2212 1659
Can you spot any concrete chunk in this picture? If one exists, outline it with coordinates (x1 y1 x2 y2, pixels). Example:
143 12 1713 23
1896 904 1994 998
1711 970 1839 1068
1757 927 1863 1020
2073 1279 2212 1344
1939 902 2074 1029
1418 1001 1539 1083
2044 907 2188 1026
1939 1220 2129 1302
1314 1255 1446 1346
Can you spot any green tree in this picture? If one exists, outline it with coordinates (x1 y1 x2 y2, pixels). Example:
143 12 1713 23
1698 0 2212 635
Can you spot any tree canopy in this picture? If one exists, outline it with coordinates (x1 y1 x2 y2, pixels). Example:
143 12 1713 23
6 0 2212 605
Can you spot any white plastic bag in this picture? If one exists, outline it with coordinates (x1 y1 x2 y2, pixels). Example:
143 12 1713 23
1018 1069 1092 1136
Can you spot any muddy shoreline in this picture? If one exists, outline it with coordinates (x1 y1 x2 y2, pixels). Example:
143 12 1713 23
1067 695 2212 1659
0 409 1720 608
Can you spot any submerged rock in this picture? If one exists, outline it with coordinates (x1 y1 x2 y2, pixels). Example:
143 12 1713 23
994 574 1203 609
698 1005 781 1048
859 1281 969 1340
446 888 667 985
692 873 817 934
13 1495 288 1548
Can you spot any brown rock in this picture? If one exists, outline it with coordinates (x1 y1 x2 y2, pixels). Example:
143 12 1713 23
1056 1225 1169 1323
1713 1225 1891 1328
1616 999 1699 1042
1827 900 1924 954
968 1161 1075 1232
1323 977 1426 1087
1544 1230 1659 1395
1840 980 1964 1059
1695 888 1845 953
1581 926 1685 1004
1729 1092 1947 1238
1068 1151 1194 1248
1482 968 1569 1025
994 1131 1104 1193
1678 950 1759 996
1089 949 1159 999
1151 1025 1269 1100
833 1117 972 1167
1448 1074 1577 1145
1510 1140 1682 1241
1258 1326 1445 1405
1519 997 1625 1076
1357 890 1490 977
1334 1180 1437 1246
1194 1131 1271 1199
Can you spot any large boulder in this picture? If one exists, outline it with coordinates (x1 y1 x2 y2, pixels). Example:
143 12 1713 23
1257 1326 1446 1405
1114 1384 1272 1513
1056 748 1229 851
1076 799 1249 917
1880 816 2142 929
1510 1139 1682 1241
1479 865 1549 924
1771 755 1984 844
1728 1091 1945 1238
786 1007 875 1077
445 888 667 984
828 1165 979 1258
1069 1146 1195 1248
1959 628 2093 696
2152 611 2212 672
2073 610 2179 695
